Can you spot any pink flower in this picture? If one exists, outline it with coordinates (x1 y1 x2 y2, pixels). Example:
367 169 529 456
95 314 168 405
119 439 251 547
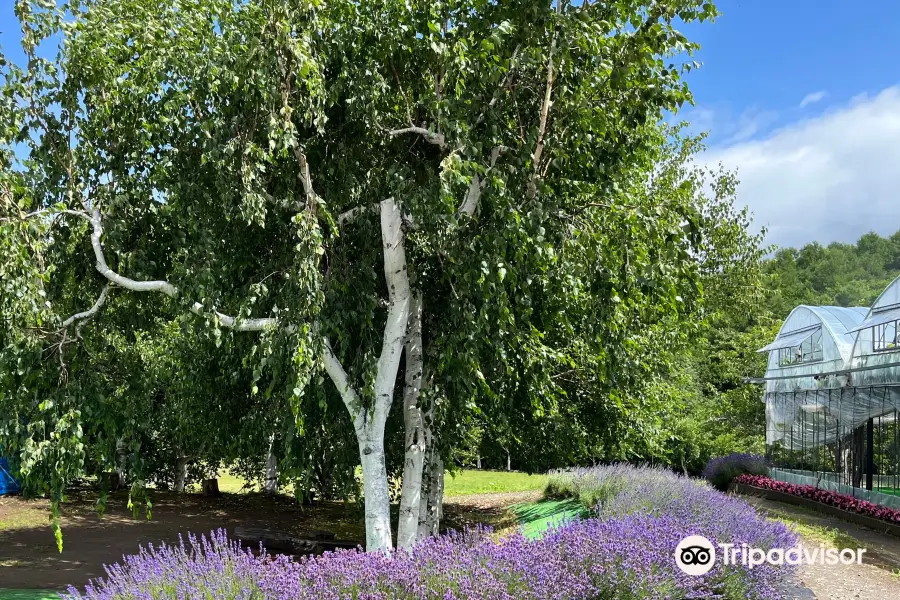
734 475 900 524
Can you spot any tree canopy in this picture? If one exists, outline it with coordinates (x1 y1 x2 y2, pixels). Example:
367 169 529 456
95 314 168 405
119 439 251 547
0 0 759 551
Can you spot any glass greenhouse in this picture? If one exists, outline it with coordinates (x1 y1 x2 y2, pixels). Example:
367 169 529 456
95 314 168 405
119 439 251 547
758 275 900 508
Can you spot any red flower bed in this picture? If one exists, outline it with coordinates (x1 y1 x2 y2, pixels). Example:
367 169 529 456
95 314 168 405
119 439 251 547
735 474 900 524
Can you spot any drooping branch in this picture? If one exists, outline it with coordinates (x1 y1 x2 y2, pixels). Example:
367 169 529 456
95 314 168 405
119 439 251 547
87 206 277 332
337 203 380 228
0 208 91 223
389 126 446 149
527 25 560 200
61 284 109 328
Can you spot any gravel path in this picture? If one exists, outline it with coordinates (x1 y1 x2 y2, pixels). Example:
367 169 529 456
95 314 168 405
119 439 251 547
743 496 900 599
797 547 899 599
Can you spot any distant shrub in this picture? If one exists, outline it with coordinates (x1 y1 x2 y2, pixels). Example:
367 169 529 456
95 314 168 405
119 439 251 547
703 453 769 492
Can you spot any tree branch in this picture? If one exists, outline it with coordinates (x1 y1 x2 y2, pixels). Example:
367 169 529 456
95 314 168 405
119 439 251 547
389 127 446 149
457 146 509 217
87 206 277 331
323 338 364 428
62 284 110 328
1 208 90 223
292 148 319 212
527 24 560 200
337 203 380 228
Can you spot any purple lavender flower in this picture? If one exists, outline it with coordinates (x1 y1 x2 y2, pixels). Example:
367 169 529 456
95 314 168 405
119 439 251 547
702 453 770 492
65 465 797 600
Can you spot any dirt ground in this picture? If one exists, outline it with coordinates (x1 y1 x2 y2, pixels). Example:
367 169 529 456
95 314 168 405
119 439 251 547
0 490 527 591
0 490 372 590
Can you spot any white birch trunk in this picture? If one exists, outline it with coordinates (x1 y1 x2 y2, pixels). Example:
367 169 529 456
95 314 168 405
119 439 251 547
322 198 410 553
421 450 444 537
114 437 127 490
174 454 189 493
264 434 278 495
397 292 425 551
357 422 392 550
417 400 444 541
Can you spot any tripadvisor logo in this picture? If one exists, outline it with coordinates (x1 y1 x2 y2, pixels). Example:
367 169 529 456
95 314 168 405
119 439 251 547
674 535 867 575
675 535 716 575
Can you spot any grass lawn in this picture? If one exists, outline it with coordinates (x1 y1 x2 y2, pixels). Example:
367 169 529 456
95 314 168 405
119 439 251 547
215 472 259 494
444 470 548 497
765 506 862 549
0 498 47 532
0 592 60 600
876 487 900 497
213 468 547 497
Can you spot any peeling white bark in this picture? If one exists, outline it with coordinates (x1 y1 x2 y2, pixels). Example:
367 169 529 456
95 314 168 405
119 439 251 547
416 394 443 540
418 446 444 539
174 454 189 492
397 292 425 551
321 197 411 553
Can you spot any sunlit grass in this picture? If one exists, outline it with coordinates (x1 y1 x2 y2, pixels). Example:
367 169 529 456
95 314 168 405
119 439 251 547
0 590 61 600
215 472 259 494
766 507 862 549
0 499 47 532
213 468 547 498
444 470 547 497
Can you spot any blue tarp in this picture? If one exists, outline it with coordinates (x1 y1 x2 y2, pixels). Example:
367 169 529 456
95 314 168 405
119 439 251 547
0 456 21 495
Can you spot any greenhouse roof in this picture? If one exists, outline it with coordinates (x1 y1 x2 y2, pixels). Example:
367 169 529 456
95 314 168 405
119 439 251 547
849 305 900 333
757 305 868 362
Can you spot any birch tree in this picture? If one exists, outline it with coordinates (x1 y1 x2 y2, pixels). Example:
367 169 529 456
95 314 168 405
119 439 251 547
0 0 718 552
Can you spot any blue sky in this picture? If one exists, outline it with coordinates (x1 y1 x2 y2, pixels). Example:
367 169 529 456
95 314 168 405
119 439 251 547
1 1 899 250
680 1 900 249
682 0 900 146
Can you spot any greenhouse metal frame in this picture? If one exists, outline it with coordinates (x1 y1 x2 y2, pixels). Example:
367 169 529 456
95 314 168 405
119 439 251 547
757 275 900 507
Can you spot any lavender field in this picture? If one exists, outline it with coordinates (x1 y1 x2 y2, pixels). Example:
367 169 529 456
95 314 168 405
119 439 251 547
64 465 797 600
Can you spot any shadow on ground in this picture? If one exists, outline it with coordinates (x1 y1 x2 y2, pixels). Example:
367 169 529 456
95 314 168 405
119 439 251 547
0 490 366 591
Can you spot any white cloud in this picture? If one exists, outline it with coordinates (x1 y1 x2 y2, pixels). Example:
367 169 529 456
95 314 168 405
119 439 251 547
725 108 778 144
799 90 828 108
703 86 900 249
